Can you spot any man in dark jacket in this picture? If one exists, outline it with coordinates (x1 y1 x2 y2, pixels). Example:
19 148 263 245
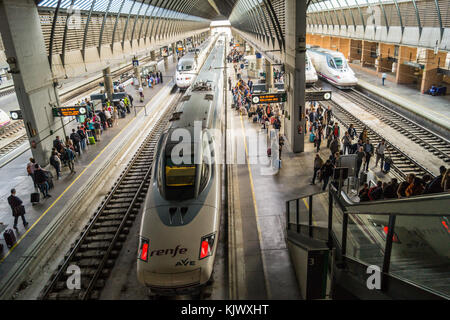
70 129 81 155
34 164 51 198
8 189 28 230
53 136 63 152
321 160 334 191
424 166 446 194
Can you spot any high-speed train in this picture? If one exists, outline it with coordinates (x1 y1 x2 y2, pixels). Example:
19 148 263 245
305 52 318 85
242 54 318 85
175 35 218 89
0 109 11 128
137 36 225 295
308 46 357 88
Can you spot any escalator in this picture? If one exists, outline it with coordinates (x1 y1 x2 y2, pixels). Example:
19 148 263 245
285 187 450 300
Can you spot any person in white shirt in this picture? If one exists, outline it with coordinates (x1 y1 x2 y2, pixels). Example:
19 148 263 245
375 139 386 170
381 72 387 86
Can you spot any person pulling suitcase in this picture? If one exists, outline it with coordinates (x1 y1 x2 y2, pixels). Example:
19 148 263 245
7 189 28 231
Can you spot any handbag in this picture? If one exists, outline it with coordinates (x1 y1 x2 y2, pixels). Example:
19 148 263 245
14 205 25 217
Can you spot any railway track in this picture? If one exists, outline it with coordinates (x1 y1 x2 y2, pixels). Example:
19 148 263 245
318 97 434 181
39 91 182 300
340 89 450 164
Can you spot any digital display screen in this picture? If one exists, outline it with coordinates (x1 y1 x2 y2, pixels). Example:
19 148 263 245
252 92 287 104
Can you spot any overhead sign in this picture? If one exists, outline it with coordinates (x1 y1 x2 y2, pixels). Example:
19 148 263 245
252 92 287 104
305 90 332 101
10 110 23 120
53 106 87 117
132 59 139 67
112 92 127 101
90 93 106 102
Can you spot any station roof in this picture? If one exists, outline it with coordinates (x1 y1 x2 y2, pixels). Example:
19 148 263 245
36 0 239 21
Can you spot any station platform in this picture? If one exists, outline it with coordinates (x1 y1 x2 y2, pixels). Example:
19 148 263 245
0 57 178 284
349 64 450 132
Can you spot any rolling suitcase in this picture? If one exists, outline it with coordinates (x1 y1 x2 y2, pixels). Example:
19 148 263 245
310 133 315 143
88 136 96 145
31 192 40 204
4 229 16 248
383 162 391 173
267 148 271 157
253 116 258 123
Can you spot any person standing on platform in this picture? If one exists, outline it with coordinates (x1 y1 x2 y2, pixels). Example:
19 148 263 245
348 124 357 140
356 146 365 176
342 131 351 155
321 160 334 191
27 158 37 188
34 164 51 198
375 139 386 170
50 149 62 180
381 72 387 86
77 126 87 150
424 166 446 194
65 146 76 174
159 71 163 84
311 154 324 185
70 129 81 156
8 189 28 230
363 139 374 172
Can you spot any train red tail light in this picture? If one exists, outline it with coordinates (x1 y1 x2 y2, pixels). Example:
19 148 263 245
138 237 150 262
199 233 215 260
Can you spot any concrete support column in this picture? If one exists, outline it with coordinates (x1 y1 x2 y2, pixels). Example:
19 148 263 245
0 0 65 165
396 45 417 84
256 52 263 71
172 42 177 62
163 55 169 72
420 49 447 93
285 0 306 153
265 59 274 91
103 67 114 101
349 39 362 63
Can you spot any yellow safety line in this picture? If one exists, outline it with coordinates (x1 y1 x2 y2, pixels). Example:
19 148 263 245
238 113 272 299
0 97 152 264
302 198 317 226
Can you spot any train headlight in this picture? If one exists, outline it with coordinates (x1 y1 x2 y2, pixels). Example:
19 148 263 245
199 233 215 259
138 237 150 262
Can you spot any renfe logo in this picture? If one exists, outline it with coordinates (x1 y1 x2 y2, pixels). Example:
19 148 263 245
150 245 187 258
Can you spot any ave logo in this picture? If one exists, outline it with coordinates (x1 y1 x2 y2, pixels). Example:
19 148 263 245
176 258 196 267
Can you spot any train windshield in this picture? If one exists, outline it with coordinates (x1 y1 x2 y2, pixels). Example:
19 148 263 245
164 151 196 200
177 61 193 71
333 58 346 69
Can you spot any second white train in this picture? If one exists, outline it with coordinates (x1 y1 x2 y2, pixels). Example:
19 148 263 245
308 46 358 88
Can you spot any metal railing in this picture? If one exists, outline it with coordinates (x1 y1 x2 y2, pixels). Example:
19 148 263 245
285 184 450 299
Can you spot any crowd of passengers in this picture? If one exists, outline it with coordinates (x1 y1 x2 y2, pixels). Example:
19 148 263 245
306 104 450 199
228 49 285 157
26 91 136 200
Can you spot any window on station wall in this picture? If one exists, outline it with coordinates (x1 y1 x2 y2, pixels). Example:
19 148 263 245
394 45 399 58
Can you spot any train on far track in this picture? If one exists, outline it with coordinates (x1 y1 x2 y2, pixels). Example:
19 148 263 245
305 52 318 85
137 35 226 295
0 109 11 128
308 46 358 88
175 34 218 90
